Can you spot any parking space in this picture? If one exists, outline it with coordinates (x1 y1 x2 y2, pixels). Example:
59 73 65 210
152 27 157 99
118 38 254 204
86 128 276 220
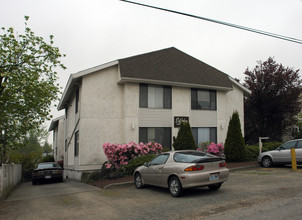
1 167 302 220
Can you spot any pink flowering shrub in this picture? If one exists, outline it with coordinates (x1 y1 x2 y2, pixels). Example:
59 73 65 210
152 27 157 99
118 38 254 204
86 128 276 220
206 142 224 157
103 141 163 170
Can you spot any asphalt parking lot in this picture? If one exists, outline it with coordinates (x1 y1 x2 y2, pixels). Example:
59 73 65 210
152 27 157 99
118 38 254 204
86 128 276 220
1 167 302 220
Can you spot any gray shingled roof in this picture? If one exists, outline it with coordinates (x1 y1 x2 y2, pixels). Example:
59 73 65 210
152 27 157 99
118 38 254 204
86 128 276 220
118 47 233 89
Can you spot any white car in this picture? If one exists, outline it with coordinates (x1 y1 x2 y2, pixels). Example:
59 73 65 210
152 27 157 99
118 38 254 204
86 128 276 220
258 139 302 168
133 150 229 197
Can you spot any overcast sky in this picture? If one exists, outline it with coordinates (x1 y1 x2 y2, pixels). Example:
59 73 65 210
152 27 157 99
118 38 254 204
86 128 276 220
1 0 302 143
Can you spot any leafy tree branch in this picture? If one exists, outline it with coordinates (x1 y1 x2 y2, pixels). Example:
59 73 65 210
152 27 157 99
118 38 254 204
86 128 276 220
0 16 66 162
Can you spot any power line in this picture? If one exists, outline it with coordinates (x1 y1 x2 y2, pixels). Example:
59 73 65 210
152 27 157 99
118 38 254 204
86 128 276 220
120 0 302 45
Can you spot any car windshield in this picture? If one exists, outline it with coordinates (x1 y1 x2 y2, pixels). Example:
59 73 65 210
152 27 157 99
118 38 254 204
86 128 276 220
38 163 59 169
174 151 218 163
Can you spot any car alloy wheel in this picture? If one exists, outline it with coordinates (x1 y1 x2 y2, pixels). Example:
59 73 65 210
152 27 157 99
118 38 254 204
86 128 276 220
134 173 144 189
262 156 273 168
169 177 183 197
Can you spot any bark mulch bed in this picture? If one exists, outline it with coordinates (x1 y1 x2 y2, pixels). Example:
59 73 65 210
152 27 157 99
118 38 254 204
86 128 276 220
90 161 259 188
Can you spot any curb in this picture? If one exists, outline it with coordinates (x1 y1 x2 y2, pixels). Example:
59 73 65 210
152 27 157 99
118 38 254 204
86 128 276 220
104 181 134 189
229 165 260 171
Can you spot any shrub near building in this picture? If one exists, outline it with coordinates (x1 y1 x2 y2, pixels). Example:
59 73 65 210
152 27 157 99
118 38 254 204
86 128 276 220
173 122 197 150
224 111 246 162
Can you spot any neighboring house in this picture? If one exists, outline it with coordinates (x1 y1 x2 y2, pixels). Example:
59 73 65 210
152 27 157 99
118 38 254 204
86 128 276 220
283 92 302 141
56 47 251 180
49 116 65 162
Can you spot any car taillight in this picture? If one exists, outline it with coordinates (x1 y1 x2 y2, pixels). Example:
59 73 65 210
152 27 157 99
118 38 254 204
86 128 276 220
53 170 62 174
219 162 226 167
184 165 204 172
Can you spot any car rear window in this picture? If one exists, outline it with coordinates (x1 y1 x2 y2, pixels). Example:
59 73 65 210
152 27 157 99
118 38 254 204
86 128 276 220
174 151 219 163
38 163 59 169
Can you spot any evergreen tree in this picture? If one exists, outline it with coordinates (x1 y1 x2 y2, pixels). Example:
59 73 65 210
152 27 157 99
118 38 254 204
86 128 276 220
224 111 246 162
173 122 196 150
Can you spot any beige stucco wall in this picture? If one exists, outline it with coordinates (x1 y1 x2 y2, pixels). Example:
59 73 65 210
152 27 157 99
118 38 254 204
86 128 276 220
64 87 79 173
53 118 65 162
123 83 139 143
80 65 124 170
217 84 244 143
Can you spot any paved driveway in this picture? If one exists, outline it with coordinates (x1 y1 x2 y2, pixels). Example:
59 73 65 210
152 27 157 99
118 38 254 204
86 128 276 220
1 167 302 220
5 180 98 202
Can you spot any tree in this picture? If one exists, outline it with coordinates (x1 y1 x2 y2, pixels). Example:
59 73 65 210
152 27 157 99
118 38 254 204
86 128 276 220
224 111 246 162
42 142 53 155
292 113 302 139
8 127 53 180
8 131 43 181
0 16 66 161
173 122 196 150
244 57 301 144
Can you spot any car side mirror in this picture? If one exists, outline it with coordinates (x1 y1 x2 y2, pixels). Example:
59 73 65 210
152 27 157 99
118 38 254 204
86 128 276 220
144 162 150 167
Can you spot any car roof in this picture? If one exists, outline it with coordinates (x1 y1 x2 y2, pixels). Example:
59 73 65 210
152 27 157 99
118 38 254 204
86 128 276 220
162 150 207 154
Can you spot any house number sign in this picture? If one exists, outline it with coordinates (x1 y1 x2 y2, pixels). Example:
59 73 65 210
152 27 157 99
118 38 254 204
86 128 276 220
174 116 189 127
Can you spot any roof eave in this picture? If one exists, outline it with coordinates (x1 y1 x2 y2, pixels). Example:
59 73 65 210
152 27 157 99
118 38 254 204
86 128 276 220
118 77 233 92
48 115 65 131
228 76 251 95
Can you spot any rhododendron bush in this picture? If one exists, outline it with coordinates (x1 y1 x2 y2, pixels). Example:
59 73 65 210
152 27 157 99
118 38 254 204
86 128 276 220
103 142 163 170
197 142 224 157
207 142 224 157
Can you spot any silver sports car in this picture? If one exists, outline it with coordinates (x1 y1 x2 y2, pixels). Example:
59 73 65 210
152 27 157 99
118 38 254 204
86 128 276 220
133 150 229 197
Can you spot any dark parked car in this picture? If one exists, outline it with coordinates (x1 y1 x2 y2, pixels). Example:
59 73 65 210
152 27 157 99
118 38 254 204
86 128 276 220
134 150 229 197
258 139 302 167
32 162 63 185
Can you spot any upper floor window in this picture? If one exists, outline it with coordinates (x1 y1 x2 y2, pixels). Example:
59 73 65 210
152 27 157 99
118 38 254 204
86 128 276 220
139 84 171 109
75 89 79 114
191 89 216 110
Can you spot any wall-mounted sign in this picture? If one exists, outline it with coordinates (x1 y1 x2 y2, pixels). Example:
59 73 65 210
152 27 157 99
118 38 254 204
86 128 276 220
174 116 189 127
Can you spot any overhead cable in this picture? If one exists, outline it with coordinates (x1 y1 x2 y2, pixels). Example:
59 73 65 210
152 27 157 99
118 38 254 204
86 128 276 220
120 0 302 45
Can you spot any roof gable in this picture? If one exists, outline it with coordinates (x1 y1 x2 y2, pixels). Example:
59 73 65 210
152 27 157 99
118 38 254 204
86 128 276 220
118 47 233 89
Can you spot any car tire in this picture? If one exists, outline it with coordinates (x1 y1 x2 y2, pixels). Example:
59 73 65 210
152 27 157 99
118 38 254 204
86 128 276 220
208 183 222 191
134 173 144 189
32 180 37 185
261 156 273 168
169 176 183 197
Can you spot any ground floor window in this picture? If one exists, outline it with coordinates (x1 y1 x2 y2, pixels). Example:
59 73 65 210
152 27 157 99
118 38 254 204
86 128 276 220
139 127 171 150
74 130 79 156
192 127 217 146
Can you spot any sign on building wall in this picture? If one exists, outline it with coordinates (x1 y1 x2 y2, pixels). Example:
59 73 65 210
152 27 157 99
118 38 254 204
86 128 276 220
174 116 189 127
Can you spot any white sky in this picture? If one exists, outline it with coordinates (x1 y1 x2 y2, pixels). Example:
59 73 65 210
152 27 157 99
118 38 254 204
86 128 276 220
1 0 302 143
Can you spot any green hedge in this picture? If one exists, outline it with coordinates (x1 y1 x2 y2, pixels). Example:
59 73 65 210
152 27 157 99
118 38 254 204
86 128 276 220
245 142 282 161
122 154 157 176
262 142 282 151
